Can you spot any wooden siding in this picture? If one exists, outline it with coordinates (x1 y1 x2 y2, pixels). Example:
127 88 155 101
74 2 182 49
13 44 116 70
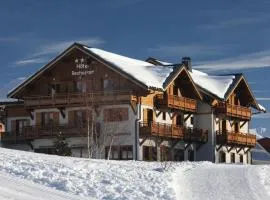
15 48 147 99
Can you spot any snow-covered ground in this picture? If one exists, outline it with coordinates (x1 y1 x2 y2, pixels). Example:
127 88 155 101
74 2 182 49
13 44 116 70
0 147 269 200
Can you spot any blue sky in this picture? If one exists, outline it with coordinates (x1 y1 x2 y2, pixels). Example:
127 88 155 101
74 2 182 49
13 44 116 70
0 0 269 136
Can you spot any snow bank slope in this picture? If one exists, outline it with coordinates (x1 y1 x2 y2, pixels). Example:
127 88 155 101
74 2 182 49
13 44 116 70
0 147 174 199
173 162 270 200
0 147 270 200
0 172 87 200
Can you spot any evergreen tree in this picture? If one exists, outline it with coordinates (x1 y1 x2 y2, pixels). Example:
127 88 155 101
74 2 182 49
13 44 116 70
55 132 71 156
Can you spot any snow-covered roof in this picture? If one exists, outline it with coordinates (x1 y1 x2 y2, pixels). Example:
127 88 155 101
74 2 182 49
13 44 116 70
189 69 235 99
84 47 174 89
147 58 236 99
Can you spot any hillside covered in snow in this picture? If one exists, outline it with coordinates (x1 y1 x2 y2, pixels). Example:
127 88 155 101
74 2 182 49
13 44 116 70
0 147 269 200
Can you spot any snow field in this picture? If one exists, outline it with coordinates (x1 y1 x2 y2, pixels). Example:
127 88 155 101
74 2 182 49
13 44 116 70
0 147 270 200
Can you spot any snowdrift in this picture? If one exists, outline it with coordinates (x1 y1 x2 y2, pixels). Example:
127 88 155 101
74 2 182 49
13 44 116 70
0 147 269 200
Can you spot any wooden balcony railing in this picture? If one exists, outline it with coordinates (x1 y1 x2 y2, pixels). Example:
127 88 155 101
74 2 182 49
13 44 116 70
139 121 208 143
0 124 91 143
155 94 196 112
185 127 208 143
24 90 137 107
215 102 251 120
216 130 256 147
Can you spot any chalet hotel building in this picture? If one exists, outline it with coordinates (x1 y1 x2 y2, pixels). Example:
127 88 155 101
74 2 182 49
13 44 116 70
0 43 266 163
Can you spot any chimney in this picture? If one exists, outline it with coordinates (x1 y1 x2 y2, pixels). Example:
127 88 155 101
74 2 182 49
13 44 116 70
182 57 192 72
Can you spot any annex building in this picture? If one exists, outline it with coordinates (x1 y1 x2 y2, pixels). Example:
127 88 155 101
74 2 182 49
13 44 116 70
0 43 266 163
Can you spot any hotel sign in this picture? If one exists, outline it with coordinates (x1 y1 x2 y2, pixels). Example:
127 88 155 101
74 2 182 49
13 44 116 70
72 58 94 76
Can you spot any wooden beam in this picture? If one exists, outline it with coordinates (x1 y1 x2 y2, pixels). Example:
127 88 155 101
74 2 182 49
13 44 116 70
226 146 234 153
236 147 243 153
196 143 204 151
184 114 191 122
57 107 66 119
170 140 179 149
216 144 224 151
130 101 137 115
139 137 147 146
184 143 191 150
244 147 251 154
240 121 247 128
27 109 34 120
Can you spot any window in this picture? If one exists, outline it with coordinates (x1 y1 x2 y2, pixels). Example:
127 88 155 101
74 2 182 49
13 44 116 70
231 153 235 163
174 149 184 161
162 112 166 120
143 146 157 161
41 112 54 127
105 146 133 160
104 108 128 122
240 154 243 163
16 120 28 135
48 84 60 96
219 151 226 163
120 146 133 160
161 146 171 161
76 81 86 93
75 110 87 127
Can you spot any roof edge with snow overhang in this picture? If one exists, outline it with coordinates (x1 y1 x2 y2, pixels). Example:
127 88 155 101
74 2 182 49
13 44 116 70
8 43 154 98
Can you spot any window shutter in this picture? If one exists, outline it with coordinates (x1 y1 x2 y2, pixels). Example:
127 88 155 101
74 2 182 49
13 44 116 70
143 109 148 122
68 111 75 127
11 120 16 132
36 113 42 126
53 112 59 125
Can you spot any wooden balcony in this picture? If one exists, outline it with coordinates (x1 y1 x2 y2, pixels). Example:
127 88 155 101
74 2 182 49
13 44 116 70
24 91 137 108
215 103 251 120
139 122 208 143
155 94 196 112
184 127 208 143
0 124 90 143
216 130 256 148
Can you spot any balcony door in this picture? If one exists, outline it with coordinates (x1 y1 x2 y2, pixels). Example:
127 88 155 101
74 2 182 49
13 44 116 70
143 109 154 124
221 120 226 132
